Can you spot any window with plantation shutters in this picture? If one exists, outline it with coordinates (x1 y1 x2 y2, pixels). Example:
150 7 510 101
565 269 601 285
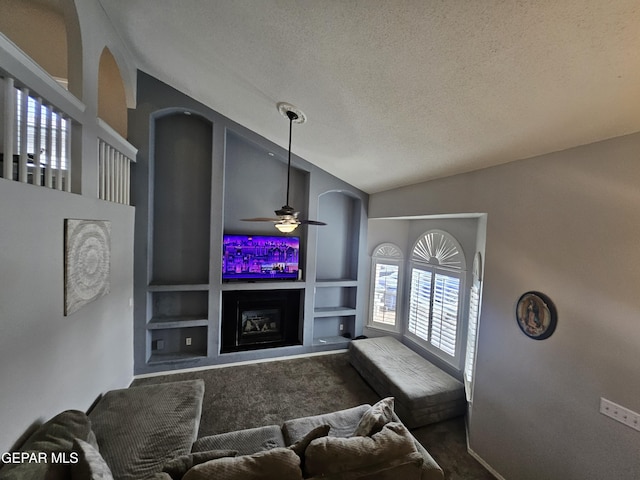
369 243 403 331
407 230 466 363
464 253 483 400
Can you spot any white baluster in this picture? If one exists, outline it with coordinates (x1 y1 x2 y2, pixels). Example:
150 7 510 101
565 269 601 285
98 140 105 199
55 112 62 190
63 116 71 192
3 77 15 179
44 107 53 188
33 97 42 186
18 87 29 182
124 157 131 205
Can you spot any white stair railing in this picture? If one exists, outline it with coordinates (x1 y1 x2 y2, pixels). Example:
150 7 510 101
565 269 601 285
98 137 133 205
1 75 72 191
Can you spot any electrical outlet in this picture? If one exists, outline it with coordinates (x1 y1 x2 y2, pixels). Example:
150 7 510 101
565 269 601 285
185 337 192 346
600 398 640 432
155 340 164 351
339 324 344 331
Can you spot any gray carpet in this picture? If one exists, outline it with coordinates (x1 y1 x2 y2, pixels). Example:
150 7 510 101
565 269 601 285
132 352 494 480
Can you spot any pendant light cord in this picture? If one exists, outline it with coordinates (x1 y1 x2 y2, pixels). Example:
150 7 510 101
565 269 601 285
285 110 298 207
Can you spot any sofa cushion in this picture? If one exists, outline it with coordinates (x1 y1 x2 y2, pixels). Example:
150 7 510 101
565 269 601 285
71 438 113 480
192 425 285 456
88 380 205 480
182 447 303 480
304 422 417 478
162 450 237 480
307 451 424 480
0 410 93 480
352 397 394 436
282 404 370 444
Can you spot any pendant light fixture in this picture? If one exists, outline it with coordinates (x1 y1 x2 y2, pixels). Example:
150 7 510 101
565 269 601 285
242 102 326 232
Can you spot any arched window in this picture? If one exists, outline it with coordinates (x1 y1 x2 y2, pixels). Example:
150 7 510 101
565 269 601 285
407 230 466 363
368 243 403 331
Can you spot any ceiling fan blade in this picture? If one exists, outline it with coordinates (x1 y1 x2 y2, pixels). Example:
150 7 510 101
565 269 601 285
299 219 327 226
241 217 281 222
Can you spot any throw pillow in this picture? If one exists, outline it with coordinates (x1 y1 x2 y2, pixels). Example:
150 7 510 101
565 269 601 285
71 438 114 480
162 450 237 480
352 397 394 436
304 421 416 478
182 447 303 480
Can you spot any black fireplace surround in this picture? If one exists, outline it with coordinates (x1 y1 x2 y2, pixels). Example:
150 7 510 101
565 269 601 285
221 289 302 353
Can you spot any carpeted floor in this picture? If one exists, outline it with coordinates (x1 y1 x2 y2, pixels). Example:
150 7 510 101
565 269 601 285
132 351 494 479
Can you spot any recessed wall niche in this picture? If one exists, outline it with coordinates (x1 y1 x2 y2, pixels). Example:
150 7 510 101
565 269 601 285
151 113 212 285
223 130 307 235
316 191 361 281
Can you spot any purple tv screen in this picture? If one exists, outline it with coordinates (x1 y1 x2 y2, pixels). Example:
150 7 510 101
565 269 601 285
222 234 300 280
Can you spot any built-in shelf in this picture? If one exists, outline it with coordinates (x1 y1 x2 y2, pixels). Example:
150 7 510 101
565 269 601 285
147 317 209 329
147 352 208 364
148 283 210 292
314 280 358 287
314 306 357 317
313 336 351 347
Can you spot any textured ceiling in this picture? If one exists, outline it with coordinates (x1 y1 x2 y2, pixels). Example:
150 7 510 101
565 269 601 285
98 0 640 194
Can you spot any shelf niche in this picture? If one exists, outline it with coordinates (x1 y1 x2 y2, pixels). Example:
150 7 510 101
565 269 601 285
316 191 361 281
151 112 212 285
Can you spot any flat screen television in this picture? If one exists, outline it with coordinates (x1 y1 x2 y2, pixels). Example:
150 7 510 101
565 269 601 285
222 234 300 281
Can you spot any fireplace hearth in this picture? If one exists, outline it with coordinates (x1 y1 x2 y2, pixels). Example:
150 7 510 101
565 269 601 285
221 289 302 353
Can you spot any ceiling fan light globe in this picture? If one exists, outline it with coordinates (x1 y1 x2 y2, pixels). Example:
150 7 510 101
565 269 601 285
275 222 298 233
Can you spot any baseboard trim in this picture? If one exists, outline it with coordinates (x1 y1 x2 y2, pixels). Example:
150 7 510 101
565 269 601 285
466 445 506 480
133 349 348 380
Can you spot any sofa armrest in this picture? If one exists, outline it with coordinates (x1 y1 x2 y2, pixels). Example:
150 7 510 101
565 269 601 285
392 413 443 480
89 380 205 480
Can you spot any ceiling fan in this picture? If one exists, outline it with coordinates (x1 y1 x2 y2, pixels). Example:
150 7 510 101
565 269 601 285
242 102 327 233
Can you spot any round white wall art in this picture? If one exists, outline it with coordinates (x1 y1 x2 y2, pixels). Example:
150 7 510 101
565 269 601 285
64 219 111 316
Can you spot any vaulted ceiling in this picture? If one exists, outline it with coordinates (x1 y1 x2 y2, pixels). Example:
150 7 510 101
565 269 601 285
98 0 640 193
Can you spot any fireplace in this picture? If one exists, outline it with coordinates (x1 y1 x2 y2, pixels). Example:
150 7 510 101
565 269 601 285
221 289 302 353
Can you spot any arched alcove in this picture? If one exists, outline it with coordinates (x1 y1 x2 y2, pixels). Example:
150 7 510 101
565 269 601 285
98 47 128 137
0 0 82 97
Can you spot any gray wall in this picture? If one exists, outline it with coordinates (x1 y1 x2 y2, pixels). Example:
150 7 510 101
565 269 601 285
0 180 134 452
369 133 640 479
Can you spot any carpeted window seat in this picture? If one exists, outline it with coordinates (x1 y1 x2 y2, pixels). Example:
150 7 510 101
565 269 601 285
349 336 467 428
0 378 445 479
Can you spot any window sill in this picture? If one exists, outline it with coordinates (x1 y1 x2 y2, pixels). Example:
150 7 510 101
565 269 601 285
365 323 400 335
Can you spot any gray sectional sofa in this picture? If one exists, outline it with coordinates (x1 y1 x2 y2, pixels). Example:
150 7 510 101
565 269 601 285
0 379 445 480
